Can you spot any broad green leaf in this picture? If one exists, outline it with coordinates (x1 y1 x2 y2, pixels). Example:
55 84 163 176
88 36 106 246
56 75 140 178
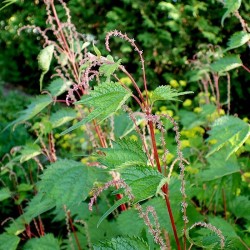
225 31 250 52
19 144 42 163
97 196 129 228
221 0 241 27
229 196 250 220
46 78 71 97
99 57 121 82
49 108 77 128
93 236 149 250
61 82 131 135
150 85 193 104
0 233 20 250
98 138 147 169
210 55 242 73
0 187 12 202
23 234 60 250
4 95 52 131
114 111 135 138
199 149 240 181
37 45 54 91
120 166 165 203
17 183 33 192
37 159 107 208
206 116 250 159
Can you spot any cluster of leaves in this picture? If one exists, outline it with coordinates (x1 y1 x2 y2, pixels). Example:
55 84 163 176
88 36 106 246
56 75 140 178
0 0 250 249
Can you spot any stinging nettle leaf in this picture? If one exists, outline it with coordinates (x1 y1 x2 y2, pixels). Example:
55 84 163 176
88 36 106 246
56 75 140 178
206 115 250 159
221 0 241 27
0 233 20 250
37 45 54 91
151 85 193 105
0 187 12 202
210 55 242 73
98 138 147 169
93 236 149 250
49 108 77 128
61 82 131 135
225 31 250 52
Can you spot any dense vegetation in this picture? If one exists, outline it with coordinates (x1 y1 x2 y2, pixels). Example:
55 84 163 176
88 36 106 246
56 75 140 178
0 0 249 249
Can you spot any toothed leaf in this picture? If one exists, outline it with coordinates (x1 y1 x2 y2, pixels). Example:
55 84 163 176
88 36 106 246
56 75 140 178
0 233 20 250
206 116 250 159
61 82 131 135
221 0 241 27
99 57 122 82
49 108 77 128
93 236 149 250
151 85 193 104
225 31 250 51
4 95 52 131
23 234 60 250
0 187 12 202
98 138 147 169
210 55 242 73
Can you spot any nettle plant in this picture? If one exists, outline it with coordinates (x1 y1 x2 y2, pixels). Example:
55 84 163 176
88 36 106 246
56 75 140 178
0 0 250 249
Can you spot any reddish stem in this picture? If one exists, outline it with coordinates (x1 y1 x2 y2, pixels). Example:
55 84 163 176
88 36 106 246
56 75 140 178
148 120 181 250
67 210 82 250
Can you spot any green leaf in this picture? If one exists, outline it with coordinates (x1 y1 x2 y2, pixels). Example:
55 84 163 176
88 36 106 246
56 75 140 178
97 196 129 228
23 234 60 250
46 78 71 97
150 85 193 104
221 0 241 27
93 43 101 57
37 159 107 208
19 144 42 163
229 196 250 220
4 95 52 131
0 187 12 202
206 116 250 159
61 82 131 135
0 233 20 250
49 108 77 128
99 57 121 82
120 166 165 203
0 0 18 11
98 138 147 169
199 149 240 181
210 55 242 73
37 45 54 91
225 31 250 52
93 236 149 250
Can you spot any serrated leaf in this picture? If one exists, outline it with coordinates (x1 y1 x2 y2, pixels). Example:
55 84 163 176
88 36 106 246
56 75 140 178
0 233 20 250
46 78 71 97
151 85 193 104
50 108 77 128
19 144 42 163
120 166 165 203
98 138 147 169
210 55 242 73
97 196 129 228
4 95 52 131
99 58 121 82
94 236 149 250
221 0 241 27
229 196 250 220
206 116 250 159
37 45 54 91
0 187 12 202
225 31 250 51
61 82 131 135
23 234 60 250
37 159 107 208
